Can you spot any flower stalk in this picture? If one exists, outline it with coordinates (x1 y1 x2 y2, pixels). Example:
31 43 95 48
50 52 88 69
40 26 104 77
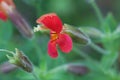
88 0 104 24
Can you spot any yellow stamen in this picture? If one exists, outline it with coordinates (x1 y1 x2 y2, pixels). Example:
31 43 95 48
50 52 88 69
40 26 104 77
51 32 58 41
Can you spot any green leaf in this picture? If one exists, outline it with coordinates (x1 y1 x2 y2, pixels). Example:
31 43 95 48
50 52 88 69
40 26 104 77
101 13 117 33
101 51 118 69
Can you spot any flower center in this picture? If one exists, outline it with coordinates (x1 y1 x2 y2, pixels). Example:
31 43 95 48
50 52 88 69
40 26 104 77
50 32 59 41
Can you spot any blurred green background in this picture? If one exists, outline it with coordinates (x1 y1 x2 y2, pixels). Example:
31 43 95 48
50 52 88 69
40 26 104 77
1 0 120 80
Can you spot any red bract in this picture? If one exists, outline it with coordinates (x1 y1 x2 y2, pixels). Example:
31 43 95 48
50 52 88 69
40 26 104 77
36 13 72 58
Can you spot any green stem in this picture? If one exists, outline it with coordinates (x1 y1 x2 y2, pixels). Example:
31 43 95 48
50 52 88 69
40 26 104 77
32 71 39 80
90 0 104 24
73 46 91 61
89 42 108 55
48 64 68 74
32 38 44 62
0 49 14 54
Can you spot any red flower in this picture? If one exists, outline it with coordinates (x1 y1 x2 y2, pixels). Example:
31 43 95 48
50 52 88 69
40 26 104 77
0 0 15 21
36 13 72 58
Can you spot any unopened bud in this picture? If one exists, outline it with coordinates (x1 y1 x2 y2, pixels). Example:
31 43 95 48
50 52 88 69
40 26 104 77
80 27 103 39
1 1 33 38
7 48 33 72
67 64 89 75
63 24 90 45
0 62 17 74
8 9 33 38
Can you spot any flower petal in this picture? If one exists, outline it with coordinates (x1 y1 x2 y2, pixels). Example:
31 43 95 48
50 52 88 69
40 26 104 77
57 34 72 53
36 13 63 33
0 11 7 21
0 0 2 3
48 40 58 58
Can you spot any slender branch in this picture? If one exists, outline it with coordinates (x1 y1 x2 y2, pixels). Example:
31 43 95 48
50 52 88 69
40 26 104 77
90 0 104 24
89 42 108 55
0 49 14 54
73 46 91 61
32 71 39 80
48 64 68 74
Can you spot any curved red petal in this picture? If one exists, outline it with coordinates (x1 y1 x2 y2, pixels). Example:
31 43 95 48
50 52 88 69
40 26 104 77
48 40 58 58
36 13 63 33
0 0 3 3
0 11 7 21
57 34 72 53
0 0 2 3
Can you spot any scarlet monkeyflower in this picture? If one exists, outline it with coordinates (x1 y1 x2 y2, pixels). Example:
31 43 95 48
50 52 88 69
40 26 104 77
36 13 73 58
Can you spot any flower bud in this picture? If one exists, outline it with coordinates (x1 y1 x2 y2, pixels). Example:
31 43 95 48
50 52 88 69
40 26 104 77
0 62 17 74
67 64 89 75
80 27 103 40
8 9 33 38
63 24 90 45
7 48 33 72
1 1 33 38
